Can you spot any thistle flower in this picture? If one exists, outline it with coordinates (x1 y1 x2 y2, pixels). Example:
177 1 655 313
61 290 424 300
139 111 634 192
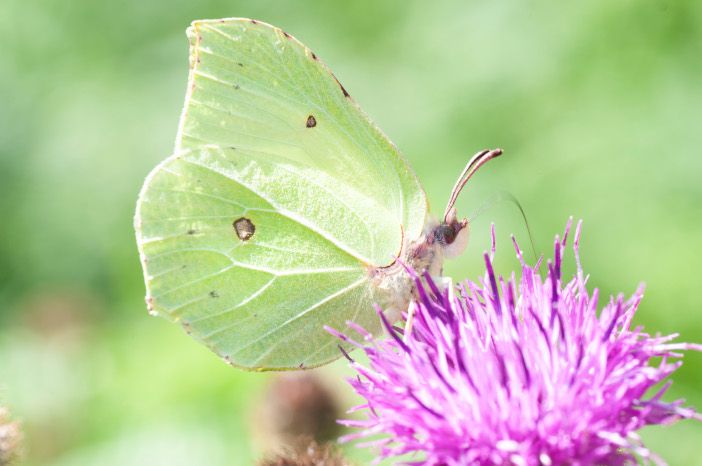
327 220 702 465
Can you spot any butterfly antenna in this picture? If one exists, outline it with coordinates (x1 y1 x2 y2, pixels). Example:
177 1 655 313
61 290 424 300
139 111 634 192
444 149 503 222
467 190 539 262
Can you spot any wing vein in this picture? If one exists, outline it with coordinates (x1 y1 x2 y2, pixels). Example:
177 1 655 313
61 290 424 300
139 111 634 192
224 277 367 351
188 276 277 324
181 155 378 264
152 265 236 299
195 46 310 109
299 290 368 364
213 148 378 256
148 186 247 209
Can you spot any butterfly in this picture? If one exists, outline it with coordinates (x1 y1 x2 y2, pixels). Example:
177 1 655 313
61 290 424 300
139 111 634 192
135 18 501 371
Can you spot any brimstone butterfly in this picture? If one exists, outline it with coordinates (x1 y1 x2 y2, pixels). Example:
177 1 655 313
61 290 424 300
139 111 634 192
135 18 501 371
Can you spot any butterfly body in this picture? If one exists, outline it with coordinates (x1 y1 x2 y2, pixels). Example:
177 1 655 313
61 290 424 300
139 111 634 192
135 18 498 371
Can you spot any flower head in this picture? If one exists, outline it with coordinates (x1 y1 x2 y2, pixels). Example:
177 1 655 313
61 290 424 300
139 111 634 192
327 220 702 465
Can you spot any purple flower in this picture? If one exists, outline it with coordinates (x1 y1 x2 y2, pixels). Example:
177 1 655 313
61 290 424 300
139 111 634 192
327 220 702 465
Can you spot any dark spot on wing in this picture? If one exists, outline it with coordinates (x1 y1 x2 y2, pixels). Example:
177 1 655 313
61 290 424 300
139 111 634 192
283 31 291 38
251 19 258 24
311 52 318 61
209 290 219 298
234 84 240 90
306 115 317 128
186 229 196 235
233 217 256 241
237 62 243 67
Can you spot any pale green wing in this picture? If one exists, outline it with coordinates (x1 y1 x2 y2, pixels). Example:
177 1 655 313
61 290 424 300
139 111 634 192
176 19 427 252
136 146 392 370
135 18 427 371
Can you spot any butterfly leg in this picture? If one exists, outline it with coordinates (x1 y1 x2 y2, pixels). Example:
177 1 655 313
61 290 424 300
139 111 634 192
403 302 416 343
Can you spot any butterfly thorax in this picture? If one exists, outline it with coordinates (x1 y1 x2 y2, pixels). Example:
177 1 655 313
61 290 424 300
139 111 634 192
369 209 470 324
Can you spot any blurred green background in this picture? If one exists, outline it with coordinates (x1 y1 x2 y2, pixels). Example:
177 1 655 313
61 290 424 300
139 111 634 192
1 0 701 464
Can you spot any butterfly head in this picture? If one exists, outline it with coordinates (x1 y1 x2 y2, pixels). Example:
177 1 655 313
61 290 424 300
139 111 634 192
408 209 469 277
408 149 502 276
438 207 470 260
438 148 503 261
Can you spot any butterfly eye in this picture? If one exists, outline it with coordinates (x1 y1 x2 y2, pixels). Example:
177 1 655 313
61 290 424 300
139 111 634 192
441 224 456 245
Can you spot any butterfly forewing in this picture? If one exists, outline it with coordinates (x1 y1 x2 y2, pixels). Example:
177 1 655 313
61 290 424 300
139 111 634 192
178 19 427 246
